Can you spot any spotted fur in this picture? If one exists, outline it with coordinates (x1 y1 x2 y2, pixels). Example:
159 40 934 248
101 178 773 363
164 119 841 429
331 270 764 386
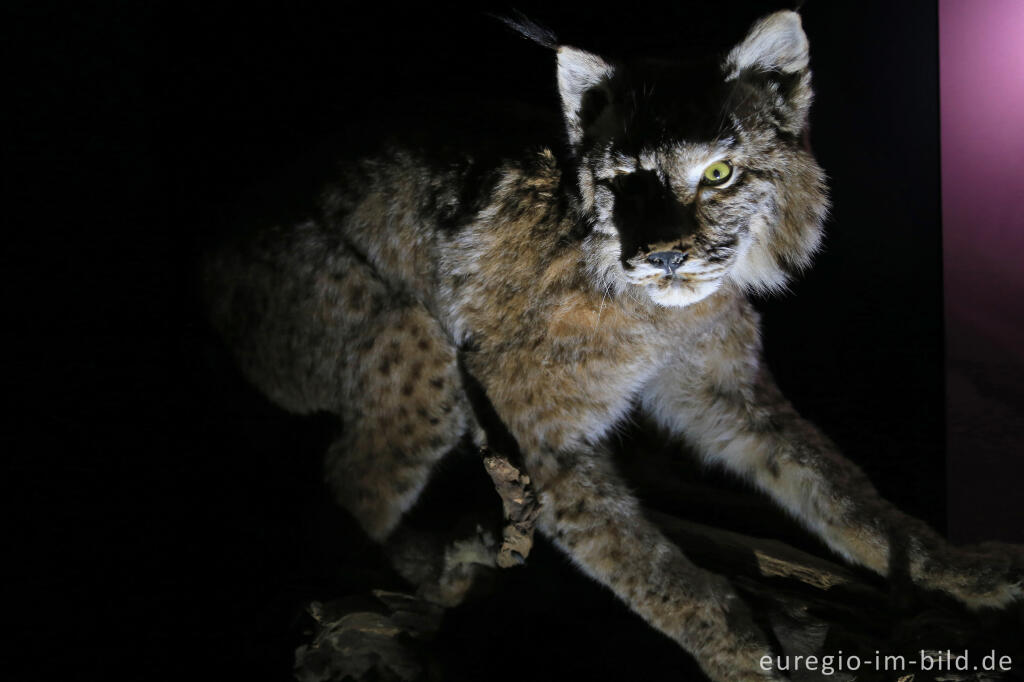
205 11 1023 681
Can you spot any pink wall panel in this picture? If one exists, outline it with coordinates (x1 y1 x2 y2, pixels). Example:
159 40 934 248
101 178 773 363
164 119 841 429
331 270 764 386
940 0 1024 542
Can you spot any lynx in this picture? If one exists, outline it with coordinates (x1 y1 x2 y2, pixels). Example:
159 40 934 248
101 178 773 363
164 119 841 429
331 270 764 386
205 11 1023 680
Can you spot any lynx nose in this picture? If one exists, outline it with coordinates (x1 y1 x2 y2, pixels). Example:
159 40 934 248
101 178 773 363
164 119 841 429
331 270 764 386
647 251 687 275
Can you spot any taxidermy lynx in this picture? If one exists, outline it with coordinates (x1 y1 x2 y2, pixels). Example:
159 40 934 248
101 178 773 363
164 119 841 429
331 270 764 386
206 11 1023 681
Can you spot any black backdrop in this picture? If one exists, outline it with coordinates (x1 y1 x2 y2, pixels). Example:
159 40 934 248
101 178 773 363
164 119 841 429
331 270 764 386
10 1 949 680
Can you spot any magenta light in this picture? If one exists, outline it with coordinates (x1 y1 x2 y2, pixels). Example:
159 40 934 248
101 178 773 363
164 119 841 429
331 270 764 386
941 0 1024 358
941 0 1024 543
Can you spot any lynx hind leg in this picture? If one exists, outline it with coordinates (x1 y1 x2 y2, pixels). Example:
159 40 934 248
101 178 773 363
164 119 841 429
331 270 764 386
535 450 780 681
325 305 473 542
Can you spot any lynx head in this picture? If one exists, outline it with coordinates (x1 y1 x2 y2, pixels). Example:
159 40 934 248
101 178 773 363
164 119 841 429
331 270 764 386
557 11 828 307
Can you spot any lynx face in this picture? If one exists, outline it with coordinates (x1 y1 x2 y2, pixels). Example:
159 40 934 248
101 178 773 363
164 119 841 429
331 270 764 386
560 12 829 307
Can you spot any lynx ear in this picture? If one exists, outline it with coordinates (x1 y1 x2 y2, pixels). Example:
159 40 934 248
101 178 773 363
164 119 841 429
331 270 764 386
724 10 809 79
556 46 615 147
724 11 812 134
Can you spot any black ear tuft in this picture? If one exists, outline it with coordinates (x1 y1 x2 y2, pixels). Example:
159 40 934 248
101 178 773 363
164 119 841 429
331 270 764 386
493 11 558 50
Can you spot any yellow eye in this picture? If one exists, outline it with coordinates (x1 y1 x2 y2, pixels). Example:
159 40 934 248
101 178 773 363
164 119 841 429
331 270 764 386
701 160 732 186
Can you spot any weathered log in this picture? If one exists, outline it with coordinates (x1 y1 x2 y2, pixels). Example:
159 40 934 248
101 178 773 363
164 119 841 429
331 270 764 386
479 445 541 569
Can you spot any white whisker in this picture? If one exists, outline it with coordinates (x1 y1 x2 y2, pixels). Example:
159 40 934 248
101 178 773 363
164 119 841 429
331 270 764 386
593 280 612 333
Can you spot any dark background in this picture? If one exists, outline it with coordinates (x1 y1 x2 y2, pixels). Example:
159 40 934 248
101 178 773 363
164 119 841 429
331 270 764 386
8 0 978 680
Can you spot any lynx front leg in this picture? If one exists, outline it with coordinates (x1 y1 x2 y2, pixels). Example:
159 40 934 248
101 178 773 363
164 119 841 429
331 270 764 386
530 448 782 682
641 354 1024 610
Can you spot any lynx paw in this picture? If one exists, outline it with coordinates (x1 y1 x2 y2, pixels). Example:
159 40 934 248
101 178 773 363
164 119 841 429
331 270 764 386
926 541 1024 609
695 579 788 681
422 526 499 608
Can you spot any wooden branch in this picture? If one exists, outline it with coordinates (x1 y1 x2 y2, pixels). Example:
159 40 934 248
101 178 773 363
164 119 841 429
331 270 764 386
646 510 867 592
647 510 1022 681
295 591 444 682
480 446 541 568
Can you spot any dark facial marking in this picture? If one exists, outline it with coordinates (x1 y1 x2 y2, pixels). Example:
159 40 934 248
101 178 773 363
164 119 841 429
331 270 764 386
611 170 698 265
